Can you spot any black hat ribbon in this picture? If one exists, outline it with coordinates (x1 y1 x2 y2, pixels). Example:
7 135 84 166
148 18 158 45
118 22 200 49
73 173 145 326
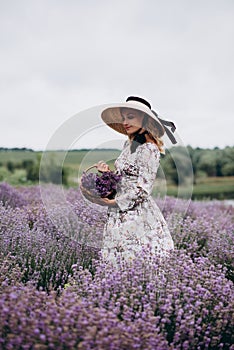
151 110 177 144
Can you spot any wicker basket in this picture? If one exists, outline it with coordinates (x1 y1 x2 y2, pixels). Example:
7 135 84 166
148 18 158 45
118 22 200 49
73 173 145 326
80 164 113 204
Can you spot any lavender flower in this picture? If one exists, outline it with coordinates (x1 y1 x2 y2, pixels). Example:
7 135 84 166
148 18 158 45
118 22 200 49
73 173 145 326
0 182 27 208
0 184 233 349
95 171 122 198
80 172 99 197
81 170 122 198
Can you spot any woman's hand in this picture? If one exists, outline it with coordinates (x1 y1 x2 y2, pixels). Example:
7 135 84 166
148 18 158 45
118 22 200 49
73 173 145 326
94 160 111 173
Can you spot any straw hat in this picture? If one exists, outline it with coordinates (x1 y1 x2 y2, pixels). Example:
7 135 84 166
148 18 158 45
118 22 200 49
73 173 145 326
101 96 177 144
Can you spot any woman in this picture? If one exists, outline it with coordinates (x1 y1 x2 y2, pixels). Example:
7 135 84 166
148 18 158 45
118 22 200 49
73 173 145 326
93 96 177 262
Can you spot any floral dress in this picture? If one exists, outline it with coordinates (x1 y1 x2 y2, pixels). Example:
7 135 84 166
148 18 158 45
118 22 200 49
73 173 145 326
101 139 174 263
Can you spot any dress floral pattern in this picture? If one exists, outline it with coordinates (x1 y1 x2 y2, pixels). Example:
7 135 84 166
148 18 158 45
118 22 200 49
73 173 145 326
101 140 174 263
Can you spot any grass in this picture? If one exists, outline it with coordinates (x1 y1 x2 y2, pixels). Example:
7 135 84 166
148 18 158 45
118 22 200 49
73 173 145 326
163 176 234 200
0 149 120 165
0 150 37 163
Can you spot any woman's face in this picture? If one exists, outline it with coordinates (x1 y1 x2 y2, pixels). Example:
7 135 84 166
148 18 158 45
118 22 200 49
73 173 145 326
120 108 144 135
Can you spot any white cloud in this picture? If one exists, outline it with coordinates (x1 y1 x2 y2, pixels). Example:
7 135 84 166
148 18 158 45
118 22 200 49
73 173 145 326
0 0 233 150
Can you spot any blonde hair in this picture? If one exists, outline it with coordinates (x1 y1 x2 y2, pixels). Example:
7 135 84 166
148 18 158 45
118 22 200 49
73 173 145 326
149 134 165 155
143 114 166 154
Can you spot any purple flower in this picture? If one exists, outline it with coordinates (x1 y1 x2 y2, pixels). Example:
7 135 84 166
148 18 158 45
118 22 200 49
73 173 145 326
81 171 122 199
0 182 27 208
0 184 234 349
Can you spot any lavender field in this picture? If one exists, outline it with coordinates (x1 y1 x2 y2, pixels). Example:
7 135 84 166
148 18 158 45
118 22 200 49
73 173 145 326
0 182 233 349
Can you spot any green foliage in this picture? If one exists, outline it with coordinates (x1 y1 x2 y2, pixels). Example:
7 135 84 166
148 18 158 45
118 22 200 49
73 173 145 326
0 146 234 190
222 162 234 176
6 161 15 173
0 167 10 182
197 146 234 176
39 153 69 186
160 146 193 186
26 162 39 182
22 160 34 170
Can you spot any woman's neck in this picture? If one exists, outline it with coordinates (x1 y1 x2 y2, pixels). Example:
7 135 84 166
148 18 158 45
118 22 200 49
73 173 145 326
129 131 154 144
129 128 147 140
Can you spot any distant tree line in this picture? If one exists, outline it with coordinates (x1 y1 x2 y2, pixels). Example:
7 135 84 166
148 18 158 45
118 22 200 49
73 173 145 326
0 147 34 151
187 145 234 182
158 145 234 185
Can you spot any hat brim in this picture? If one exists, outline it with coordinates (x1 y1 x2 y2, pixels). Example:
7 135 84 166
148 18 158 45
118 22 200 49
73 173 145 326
101 102 165 137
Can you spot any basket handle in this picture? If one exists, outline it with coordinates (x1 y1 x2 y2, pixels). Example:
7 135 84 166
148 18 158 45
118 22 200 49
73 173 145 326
84 163 111 174
84 164 97 173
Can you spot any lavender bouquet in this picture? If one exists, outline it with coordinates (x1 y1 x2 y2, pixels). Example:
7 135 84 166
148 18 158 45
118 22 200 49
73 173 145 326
80 167 122 202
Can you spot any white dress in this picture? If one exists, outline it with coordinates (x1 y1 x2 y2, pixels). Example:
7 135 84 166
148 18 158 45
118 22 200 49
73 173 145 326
101 140 174 263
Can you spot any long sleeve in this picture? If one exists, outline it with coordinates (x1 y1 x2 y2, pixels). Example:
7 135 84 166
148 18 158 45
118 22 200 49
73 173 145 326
115 144 160 212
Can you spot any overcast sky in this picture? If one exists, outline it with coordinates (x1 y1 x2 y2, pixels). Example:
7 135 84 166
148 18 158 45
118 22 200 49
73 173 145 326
1 0 233 150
